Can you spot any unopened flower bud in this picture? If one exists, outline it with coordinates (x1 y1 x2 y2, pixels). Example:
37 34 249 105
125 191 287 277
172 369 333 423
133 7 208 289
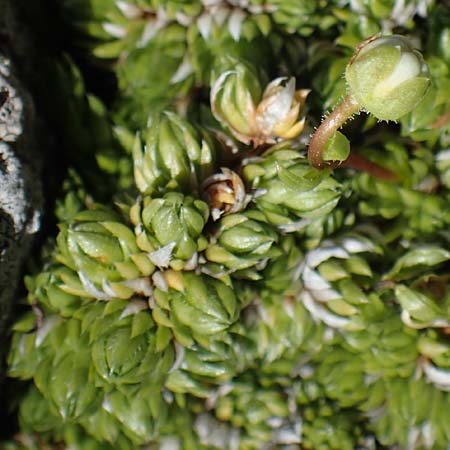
210 62 261 144
346 35 430 121
202 168 249 221
133 111 216 195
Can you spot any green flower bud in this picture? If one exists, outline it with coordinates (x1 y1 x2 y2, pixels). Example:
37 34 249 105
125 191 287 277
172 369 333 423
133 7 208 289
204 211 281 279
346 34 430 120
210 60 261 144
202 168 249 221
133 111 216 195
132 192 209 271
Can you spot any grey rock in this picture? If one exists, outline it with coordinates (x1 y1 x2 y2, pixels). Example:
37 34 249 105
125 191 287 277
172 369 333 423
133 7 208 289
0 53 43 354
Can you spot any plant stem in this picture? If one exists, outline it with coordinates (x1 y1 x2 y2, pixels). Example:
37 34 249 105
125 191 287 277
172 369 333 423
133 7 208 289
343 152 398 181
308 94 398 181
308 94 360 169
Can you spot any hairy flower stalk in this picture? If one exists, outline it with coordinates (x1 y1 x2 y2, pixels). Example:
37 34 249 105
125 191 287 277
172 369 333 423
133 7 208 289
308 34 430 178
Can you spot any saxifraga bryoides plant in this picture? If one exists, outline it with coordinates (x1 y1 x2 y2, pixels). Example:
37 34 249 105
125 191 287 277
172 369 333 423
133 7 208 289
3 1 450 450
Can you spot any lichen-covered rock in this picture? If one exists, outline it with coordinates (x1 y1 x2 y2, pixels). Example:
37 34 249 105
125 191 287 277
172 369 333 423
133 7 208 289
0 54 42 363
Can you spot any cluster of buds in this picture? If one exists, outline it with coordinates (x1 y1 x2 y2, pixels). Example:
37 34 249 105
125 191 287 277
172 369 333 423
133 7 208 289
211 61 309 146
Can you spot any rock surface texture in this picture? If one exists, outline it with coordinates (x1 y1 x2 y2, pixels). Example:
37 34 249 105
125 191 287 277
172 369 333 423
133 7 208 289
0 47 42 360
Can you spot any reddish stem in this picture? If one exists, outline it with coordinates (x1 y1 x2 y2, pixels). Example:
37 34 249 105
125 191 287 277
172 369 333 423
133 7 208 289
342 152 398 182
431 108 450 129
308 94 360 169
308 94 398 181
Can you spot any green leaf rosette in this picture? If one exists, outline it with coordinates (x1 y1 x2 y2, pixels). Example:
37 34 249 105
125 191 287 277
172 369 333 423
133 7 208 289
293 397 369 450
60 0 174 59
241 289 326 367
418 329 450 392
131 192 209 271
165 339 245 398
204 378 293 450
383 244 450 329
152 271 240 348
203 210 281 280
100 384 169 444
242 147 342 233
400 56 450 146
24 265 83 317
309 345 368 409
132 111 216 195
18 385 64 434
24 319 102 422
257 234 303 292
56 206 154 300
268 0 337 37
297 230 384 331
370 377 450 449
352 141 450 239
90 310 174 387
345 313 420 379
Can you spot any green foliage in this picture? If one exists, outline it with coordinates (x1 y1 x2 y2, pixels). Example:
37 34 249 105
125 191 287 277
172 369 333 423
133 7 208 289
3 1 450 450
